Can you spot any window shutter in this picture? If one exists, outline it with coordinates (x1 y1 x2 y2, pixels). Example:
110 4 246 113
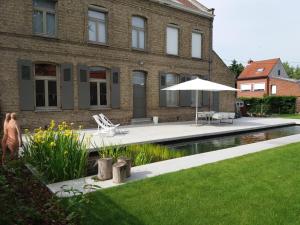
179 75 191 107
202 75 209 106
61 63 74 110
18 59 34 111
77 64 90 109
111 67 120 109
159 71 166 107
212 92 220 111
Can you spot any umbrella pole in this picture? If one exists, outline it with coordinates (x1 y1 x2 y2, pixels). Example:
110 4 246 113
195 90 198 125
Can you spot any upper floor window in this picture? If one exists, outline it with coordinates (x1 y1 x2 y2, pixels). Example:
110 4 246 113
166 25 179 55
278 70 281 76
34 63 58 108
132 16 146 50
89 67 109 107
165 74 179 106
88 8 107 44
33 0 56 37
191 31 202 59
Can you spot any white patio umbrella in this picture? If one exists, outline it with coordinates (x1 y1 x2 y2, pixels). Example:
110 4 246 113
162 78 238 124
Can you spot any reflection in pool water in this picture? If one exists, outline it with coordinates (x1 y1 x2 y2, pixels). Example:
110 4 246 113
168 125 300 155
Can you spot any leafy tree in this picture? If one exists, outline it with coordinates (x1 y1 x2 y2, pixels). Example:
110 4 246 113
283 62 300 79
229 59 244 79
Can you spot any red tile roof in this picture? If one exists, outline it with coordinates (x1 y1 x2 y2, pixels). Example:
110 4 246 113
238 58 280 80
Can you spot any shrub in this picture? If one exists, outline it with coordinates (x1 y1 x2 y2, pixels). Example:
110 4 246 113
98 144 185 166
23 121 89 183
240 96 296 115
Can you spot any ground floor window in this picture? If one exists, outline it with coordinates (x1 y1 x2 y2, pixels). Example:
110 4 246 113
165 74 178 106
89 67 109 107
271 85 277 95
34 63 58 108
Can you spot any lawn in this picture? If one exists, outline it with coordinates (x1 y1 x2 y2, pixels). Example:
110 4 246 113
275 114 300 119
80 142 300 225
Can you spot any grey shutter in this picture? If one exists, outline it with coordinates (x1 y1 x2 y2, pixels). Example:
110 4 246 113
159 71 166 107
202 75 210 106
111 67 120 109
18 59 34 111
61 63 74 110
212 92 220 111
77 64 90 109
179 75 191 107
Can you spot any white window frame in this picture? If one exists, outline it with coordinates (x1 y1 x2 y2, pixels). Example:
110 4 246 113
34 64 60 110
89 69 110 108
166 25 179 56
88 7 108 44
271 85 277 95
240 83 252 92
33 0 57 37
253 83 265 91
191 30 203 59
165 73 179 107
131 16 146 50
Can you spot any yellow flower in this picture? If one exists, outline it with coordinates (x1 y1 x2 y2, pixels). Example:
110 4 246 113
50 141 56 147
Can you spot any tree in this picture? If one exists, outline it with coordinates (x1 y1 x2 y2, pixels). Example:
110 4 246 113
283 62 300 80
228 59 244 79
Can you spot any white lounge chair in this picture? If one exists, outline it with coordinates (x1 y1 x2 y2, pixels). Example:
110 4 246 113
92 115 116 136
99 114 120 128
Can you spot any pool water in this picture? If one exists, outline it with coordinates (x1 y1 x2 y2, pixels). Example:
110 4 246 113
167 125 300 155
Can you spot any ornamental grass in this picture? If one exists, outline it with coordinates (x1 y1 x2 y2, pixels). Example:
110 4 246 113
23 120 89 183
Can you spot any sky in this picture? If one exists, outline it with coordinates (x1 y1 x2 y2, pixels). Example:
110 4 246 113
198 0 300 66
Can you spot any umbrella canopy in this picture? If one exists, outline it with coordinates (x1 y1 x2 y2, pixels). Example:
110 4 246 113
162 78 238 91
162 78 238 124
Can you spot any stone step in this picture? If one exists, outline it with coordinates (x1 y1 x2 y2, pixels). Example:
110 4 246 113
131 118 153 125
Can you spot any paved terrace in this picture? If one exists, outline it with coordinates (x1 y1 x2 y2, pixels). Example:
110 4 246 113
81 117 298 150
47 117 300 197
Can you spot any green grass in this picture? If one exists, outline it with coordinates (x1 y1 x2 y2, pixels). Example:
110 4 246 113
80 143 300 225
275 114 300 119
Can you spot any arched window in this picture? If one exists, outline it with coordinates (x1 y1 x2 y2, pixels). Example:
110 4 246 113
89 67 109 107
34 63 58 108
132 16 146 50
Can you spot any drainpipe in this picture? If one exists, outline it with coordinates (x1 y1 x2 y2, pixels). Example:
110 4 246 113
208 10 214 111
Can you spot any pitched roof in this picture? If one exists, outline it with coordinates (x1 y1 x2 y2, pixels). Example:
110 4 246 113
238 58 280 80
149 0 214 18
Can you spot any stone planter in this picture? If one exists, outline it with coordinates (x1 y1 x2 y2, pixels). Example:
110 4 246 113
97 158 113 181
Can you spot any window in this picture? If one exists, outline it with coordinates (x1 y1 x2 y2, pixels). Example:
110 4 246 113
88 8 107 44
257 68 264 72
166 26 179 55
240 84 251 92
165 74 178 106
132 16 146 50
89 67 109 107
34 63 58 108
33 0 56 36
278 70 281 76
253 83 265 91
191 31 202 58
271 85 277 95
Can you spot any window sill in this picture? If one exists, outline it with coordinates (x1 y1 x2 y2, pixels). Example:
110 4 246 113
166 54 180 58
32 34 58 41
191 57 203 61
89 107 112 111
34 108 62 112
131 48 148 53
87 41 109 47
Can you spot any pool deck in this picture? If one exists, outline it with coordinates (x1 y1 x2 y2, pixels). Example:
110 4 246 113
47 117 300 197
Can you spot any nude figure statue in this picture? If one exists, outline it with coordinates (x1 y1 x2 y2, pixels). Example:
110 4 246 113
5 113 22 162
1 113 11 165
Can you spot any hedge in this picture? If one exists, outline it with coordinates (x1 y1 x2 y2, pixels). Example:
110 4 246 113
239 96 296 115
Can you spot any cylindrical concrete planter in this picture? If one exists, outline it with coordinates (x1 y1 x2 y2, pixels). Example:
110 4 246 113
97 158 113 181
153 116 159 124
117 157 132 177
113 161 127 184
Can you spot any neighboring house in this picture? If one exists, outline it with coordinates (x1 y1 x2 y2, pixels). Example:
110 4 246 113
0 0 235 129
237 58 300 99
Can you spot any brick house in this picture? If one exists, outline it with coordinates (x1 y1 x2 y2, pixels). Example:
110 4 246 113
0 0 235 129
237 58 300 100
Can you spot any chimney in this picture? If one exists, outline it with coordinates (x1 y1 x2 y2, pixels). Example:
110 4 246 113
248 59 254 64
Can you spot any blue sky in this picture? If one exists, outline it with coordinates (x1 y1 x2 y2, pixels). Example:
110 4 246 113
199 0 300 66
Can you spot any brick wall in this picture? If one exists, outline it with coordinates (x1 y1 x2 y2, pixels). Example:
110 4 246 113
0 0 235 129
237 78 268 98
269 78 300 97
